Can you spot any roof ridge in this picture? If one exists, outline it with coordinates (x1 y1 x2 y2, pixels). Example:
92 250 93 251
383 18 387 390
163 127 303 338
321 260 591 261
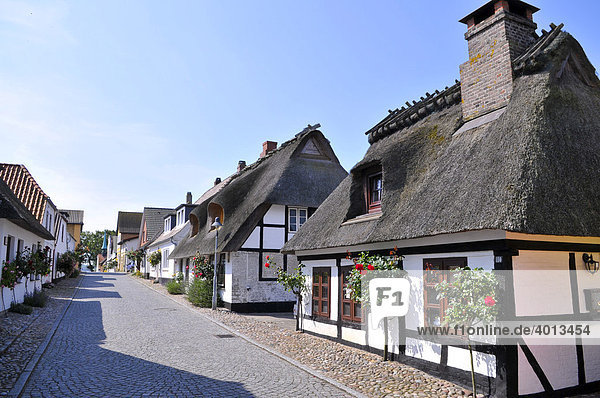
366 82 462 144
513 23 564 72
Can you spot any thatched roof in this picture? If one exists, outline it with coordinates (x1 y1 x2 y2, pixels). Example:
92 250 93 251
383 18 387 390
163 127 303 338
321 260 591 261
170 129 348 258
283 30 600 253
0 178 54 240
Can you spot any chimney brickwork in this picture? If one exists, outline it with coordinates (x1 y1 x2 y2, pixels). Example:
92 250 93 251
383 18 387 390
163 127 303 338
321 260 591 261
459 1 537 121
186 191 192 204
237 160 246 172
260 141 277 158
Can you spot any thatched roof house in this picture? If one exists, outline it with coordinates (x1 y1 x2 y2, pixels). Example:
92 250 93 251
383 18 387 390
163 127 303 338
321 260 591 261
281 1 600 396
284 28 600 254
171 128 348 258
170 127 347 312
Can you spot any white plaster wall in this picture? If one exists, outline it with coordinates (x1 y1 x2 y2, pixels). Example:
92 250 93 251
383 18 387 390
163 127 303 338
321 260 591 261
0 219 48 308
512 251 572 316
583 345 600 382
342 327 366 346
301 259 337 317
405 337 442 364
147 241 176 279
263 204 285 225
241 227 260 249
263 227 284 249
303 319 337 337
518 343 578 395
446 347 496 377
574 252 600 314
227 251 295 304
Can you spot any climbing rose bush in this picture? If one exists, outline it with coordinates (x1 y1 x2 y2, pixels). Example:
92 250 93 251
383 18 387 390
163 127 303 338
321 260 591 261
346 250 403 302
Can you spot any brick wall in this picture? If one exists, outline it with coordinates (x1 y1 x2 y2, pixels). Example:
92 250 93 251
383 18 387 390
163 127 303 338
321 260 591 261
460 10 536 121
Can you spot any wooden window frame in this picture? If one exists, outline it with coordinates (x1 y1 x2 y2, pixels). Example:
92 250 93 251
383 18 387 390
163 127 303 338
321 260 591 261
423 257 467 327
312 267 331 318
340 266 361 322
365 171 382 214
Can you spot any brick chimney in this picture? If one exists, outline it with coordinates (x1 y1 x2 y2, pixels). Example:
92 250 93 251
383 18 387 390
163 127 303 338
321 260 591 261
186 192 192 204
214 177 221 186
459 0 539 121
237 160 246 172
260 141 277 158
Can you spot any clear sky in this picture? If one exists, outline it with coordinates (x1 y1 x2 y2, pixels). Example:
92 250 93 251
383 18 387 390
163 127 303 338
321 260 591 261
1 0 598 232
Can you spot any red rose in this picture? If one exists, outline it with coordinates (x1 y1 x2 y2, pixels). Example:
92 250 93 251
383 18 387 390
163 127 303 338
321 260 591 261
367 264 375 270
265 263 269 268
355 263 363 270
266 255 269 260
484 296 496 307
186 266 189 269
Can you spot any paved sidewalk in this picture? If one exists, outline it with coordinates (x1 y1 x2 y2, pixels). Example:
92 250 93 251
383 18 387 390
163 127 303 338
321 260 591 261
135 276 471 398
20 273 352 397
0 276 81 396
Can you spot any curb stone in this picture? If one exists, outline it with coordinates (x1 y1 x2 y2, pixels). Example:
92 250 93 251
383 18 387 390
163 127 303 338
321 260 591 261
7 275 84 398
132 275 366 398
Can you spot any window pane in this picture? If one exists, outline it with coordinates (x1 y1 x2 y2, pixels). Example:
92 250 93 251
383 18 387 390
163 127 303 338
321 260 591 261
426 287 439 304
290 220 297 232
343 302 351 316
289 209 297 217
313 300 319 313
354 302 361 317
299 209 306 218
321 285 328 298
322 301 328 314
313 285 319 297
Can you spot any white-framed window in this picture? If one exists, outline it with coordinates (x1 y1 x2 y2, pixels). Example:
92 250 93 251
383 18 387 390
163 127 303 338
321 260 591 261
176 208 185 226
164 217 171 232
288 207 307 233
162 248 170 270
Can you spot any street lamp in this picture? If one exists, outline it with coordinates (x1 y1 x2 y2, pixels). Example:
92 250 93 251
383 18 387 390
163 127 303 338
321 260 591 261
211 217 223 310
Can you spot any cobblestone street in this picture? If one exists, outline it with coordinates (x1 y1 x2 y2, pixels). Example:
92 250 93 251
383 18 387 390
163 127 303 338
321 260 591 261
19 273 352 397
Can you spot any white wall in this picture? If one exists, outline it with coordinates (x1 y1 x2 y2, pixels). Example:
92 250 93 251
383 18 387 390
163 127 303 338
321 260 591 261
0 219 48 309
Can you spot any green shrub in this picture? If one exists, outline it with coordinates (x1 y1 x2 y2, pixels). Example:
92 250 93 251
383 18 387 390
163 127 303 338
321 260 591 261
187 278 213 307
166 280 183 295
70 268 80 278
9 302 33 315
23 290 47 308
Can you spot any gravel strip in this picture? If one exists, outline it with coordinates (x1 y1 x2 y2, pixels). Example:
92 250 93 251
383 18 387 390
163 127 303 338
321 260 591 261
0 276 81 396
134 276 473 398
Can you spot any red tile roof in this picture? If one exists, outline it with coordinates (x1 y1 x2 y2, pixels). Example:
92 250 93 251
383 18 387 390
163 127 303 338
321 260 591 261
0 164 49 223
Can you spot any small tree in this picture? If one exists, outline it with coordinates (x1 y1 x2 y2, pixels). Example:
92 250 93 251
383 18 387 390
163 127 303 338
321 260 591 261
264 257 308 332
126 249 144 272
436 267 499 397
1 260 22 315
147 250 162 279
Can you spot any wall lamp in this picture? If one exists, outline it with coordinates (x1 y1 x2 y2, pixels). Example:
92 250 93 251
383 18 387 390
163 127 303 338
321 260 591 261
583 253 599 274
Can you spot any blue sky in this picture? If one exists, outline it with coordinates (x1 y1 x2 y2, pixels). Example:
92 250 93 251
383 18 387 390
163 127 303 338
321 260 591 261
1 0 598 231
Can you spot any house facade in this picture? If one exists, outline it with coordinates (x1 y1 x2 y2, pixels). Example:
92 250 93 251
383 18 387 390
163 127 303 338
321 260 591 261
59 209 84 248
136 206 174 278
0 178 54 309
145 196 196 282
282 2 600 397
115 211 142 272
171 127 348 312
0 164 74 283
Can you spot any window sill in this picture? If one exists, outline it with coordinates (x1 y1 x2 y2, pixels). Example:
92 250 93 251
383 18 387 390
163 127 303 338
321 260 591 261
341 212 382 226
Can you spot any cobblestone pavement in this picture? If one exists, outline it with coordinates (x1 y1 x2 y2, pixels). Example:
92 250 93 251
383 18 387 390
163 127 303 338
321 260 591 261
0 276 80 395
136 277 472 398
20 273 351 397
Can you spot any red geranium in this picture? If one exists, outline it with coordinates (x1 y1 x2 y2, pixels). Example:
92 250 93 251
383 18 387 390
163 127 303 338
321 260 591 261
484 296 496 307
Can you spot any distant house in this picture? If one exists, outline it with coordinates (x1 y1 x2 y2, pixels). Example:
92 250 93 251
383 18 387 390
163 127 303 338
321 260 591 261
136 206 174 277
283 1 600 397
0 178 54 307
0 164 65 283
170 127 348 312
59 209 84 248
115 211 143 272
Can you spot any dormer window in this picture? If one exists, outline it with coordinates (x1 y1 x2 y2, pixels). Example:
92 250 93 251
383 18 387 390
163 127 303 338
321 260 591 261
367 172 382 213
164 217 171 233
288 207 307 233
176 208 185 226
